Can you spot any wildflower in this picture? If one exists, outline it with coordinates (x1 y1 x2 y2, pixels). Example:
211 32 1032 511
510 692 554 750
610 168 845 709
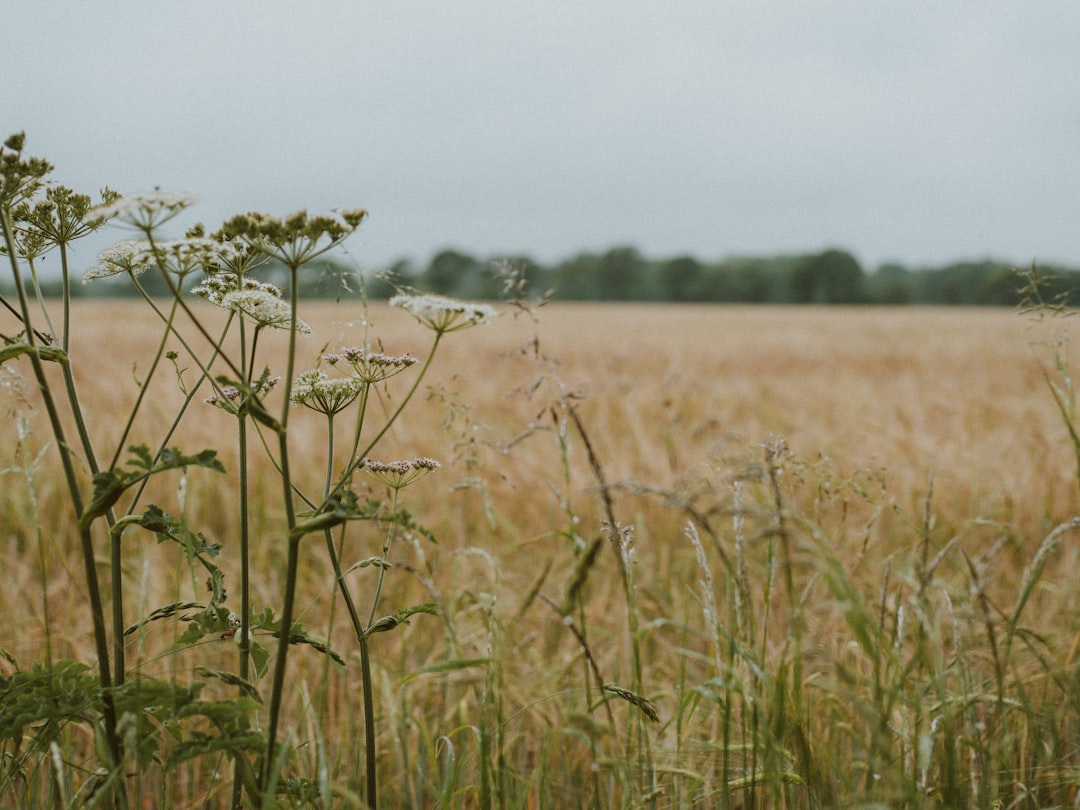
192 273 282 305
388 294 495 334
85 190 196 231
148 237 238 278
361 457 441 490
220 208 367 269
0 132 52 206
204 375 280 414
221 289 311 334
327 347 418 383
83 239 152 281
290 370 364 414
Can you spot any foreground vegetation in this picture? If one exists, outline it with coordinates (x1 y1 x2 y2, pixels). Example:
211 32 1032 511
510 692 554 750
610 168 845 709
3 133 1080 808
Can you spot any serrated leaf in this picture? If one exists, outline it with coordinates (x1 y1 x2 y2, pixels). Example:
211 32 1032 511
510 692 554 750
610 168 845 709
79 448 224 528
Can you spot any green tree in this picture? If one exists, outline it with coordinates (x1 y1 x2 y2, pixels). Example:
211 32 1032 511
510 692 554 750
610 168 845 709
789 249 866 304
596 245 647 301
554 252 602 300
870 263 914 305
660 255 704 301
420 249 482 296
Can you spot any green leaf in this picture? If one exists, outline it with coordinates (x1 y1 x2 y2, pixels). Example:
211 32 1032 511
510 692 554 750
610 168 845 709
249 639 270 681
0 661 97 744
79 447 224 528
124 601 203 636
194 667 263 703
290 489 381 540
132 505 225 605
252 608 346 666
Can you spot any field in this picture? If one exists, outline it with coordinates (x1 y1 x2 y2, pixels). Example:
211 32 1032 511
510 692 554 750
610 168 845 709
4 299 1080 808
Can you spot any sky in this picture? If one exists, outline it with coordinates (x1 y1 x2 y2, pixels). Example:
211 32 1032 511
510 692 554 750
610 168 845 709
5 2 1080 274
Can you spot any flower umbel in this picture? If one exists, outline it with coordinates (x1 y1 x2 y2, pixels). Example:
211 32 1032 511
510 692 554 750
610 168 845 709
85 190 196 231
324 348 418 384
221 289 311 333
204 375 281 414
389 294 495 334
361 457 441 490
290 370 365 415
220 208 368 269
192 273 283 305
84 240 153 281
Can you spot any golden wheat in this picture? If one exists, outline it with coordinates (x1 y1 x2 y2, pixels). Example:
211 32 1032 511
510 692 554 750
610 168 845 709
3 300 1077 807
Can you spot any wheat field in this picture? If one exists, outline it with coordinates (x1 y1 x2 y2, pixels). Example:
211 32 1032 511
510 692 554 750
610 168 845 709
3 299 1079 807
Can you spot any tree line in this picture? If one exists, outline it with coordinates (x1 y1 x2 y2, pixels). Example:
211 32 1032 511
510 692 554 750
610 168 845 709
16 245 1080 305
379 246 1080 306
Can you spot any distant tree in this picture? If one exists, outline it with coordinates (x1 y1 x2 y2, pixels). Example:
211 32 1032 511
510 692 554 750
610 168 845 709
916 261 1016 306
596 246 647 301
870 263 914 305
420 249 481 296
789 249 866 304
660 255 704 301
554 252 602 300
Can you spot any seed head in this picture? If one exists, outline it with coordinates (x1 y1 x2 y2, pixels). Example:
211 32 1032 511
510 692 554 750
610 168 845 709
389 294 495 334
330 347 418 383
361 457 442 490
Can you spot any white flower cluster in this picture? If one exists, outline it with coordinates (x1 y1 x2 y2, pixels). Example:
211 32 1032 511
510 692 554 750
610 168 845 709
84 237 241 283
221 289 311 334
388 294 495 334
289 369 365 414
151 237 239 277
83 239 152 281
192 273 283 305
85 191 196 229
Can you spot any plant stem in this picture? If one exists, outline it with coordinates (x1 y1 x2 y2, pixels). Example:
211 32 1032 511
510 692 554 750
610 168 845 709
262 264 302 788
1 206 125 795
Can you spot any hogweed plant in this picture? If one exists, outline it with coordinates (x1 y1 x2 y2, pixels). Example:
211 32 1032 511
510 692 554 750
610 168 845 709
0 132 494 808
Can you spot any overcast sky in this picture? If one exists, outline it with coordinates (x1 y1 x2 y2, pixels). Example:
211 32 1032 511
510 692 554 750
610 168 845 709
5 2 1080 273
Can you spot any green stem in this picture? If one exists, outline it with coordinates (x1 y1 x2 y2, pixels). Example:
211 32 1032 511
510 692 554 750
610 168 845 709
354 332 442 464
322 408 379 806
367 488 402 628
59 241 71 353
358 636 378 808
0 206 125 793
143 235 247 383
26 255 59 343
106 291 181 471
230 319 252 810
262 264 303 787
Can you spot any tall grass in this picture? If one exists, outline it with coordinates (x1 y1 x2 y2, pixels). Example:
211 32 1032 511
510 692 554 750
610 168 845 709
3 134 1080 807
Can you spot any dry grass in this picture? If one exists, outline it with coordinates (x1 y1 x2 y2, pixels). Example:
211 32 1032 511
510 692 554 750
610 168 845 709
3 299 1079 807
